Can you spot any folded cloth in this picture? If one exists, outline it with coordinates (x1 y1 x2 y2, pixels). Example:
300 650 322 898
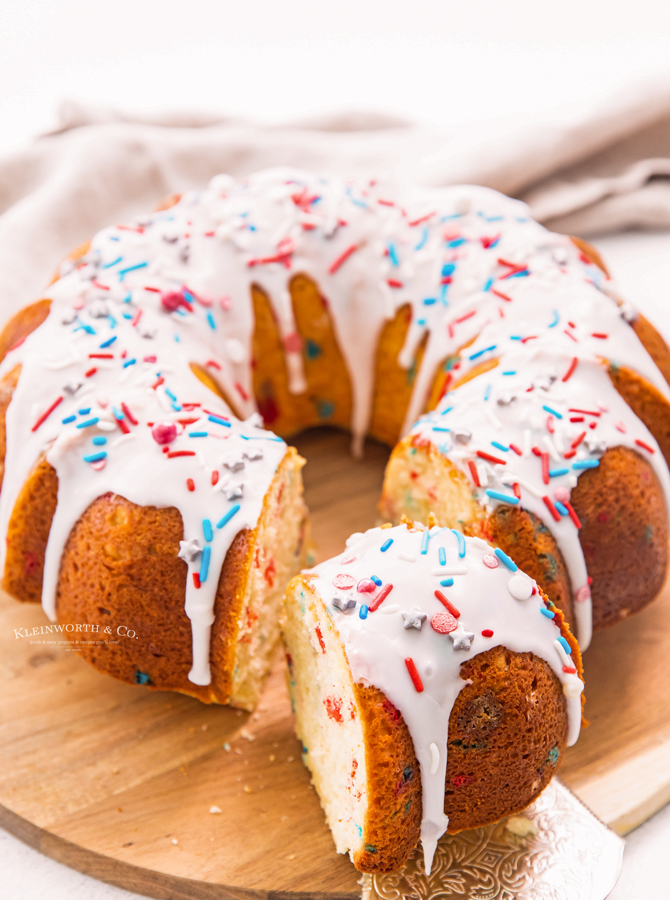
4 73 670 314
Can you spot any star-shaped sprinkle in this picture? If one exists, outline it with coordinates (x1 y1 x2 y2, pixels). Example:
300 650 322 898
452 428 472 445
402 607 427 630
449 627 475 651
243 446 264 461
88 300 111 319
223 481 244 501
332 595 356 613
178 538 202 564
244 412 264 429
221 451 245 472
63 378 83 394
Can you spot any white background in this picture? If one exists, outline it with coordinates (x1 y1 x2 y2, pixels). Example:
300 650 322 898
2 2 670 898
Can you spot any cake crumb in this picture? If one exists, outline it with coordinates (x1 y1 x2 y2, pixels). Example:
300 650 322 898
286 854 296 860
240 728 255 741
209 805 222 814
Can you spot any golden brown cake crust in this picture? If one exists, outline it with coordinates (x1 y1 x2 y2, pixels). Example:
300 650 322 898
0 300 51 365
570 445 669 630
609 363 670 466
353 644 570 872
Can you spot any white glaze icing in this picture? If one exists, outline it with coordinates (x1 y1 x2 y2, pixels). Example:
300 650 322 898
0 167 667 677
306 523 584 874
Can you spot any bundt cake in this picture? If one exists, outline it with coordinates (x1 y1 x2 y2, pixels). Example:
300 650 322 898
282 521 584 874
1 167 668 702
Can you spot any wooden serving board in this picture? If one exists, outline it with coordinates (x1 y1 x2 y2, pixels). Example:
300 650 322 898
1 427 669 900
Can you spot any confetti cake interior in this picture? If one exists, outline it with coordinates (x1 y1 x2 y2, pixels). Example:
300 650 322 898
0 167 669 868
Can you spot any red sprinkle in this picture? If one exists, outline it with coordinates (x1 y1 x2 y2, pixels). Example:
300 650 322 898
563 449 576 459
117 418 130 435
408 211 435 226
569 409 600 417
570 416 584 423
121 403 138 425
235 382 249 402
512 482 521 500
564 329 578 342
482 629 494 638
85 367 97 378
562 357 578 382
167 450 196 458
571 431 587 449
542 495 561 522
490 289 512 302
205 359 222 370
565 502 582 529
405 658 424 693
369 583 393 613
563 665 578 674
431 612 458 634
186 478 195 492
328 243 358 275
31 396 63 432
546 415 555 434
531 446 542 457
89 353 114 359
476 450 506 465
468 460 480 487
333 573 356 591
211 471 219 486
591 333 608 339
131 309 142 327
635 439 655 453
192 573 201 589
434 590 460 618
152 376 165 390
387 278 403 289
315 625 326 654
509 443 522 456
541 452 550 485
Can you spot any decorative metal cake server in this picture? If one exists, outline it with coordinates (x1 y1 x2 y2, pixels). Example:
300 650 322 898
362 779 624 900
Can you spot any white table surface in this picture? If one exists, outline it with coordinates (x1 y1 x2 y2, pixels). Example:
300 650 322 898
1 231 670 899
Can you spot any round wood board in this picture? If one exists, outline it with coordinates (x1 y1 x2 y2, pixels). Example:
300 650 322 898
1 427 669 899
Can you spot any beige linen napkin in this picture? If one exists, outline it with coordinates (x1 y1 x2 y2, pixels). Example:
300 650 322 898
3 74 670 315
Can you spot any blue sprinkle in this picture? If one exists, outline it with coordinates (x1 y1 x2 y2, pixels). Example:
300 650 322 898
305 339 321 359
165 388 177 402
188 431 208 438
174 334 181 343
507 268 529 278
441 263 456 277
447 237 466 248
488 236 501 249
75 323 96 335
417 319 426 327
170 401 182 412
203 519 213 543
108 316 117 328
540 607 556 619
83 451 107 463
483 277 494 292
371 575 382 586
440 578 454 587
491 441 509 452
92 436 107 446
451 529 466 558
438 546 446 566
573 459 600 470
543 405 563 419
78 407 91 415
557 635 572 655
359 605 369 620
100 336 117 348
441 406 454 416
380 538 393 552
423 297 436 306
118 261 148 280
208 414 231 427
555 501 569 516
206 312 216 330
199 545 211 583
486 489 520 505
62 415 76 424
414 227 429 251
549 467 570 478
502 370 516 376
76 417 99 429
509 335 522 341
387 243 399 266
121 312 133 320
432 426 450 433
469 344 497 360
217 504 241 529
112 406 124 421
494 548 518 571
548 310 559 328
109 236 120 242
102 256 122 269
439 282 449 305
484 384 491 401
123 358 136 368
134 671 150 685
420 530 430 555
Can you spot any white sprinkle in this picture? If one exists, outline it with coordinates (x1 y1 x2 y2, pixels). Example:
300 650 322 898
96 420 116 432
429 742 440 775
542 435 561 462
522 429 531 458
485 406 503 429
171 839 178 845
380 604 400 615
110 432 137 449
476 462 489 487
398 552 417 562
430 566 468 576
563 679 584 699
554 639 571 667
